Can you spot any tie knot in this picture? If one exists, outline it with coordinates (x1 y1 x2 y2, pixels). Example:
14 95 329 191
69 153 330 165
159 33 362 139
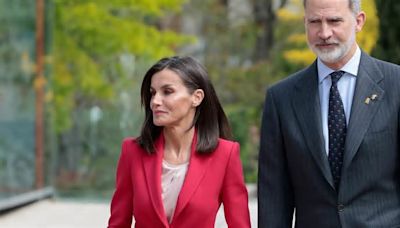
330 71 345 85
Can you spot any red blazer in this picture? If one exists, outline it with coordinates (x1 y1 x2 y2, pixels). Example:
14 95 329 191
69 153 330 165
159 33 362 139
108 133 251 228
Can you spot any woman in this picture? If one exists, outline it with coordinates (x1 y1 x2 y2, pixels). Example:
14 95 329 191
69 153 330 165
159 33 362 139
108 56 251 228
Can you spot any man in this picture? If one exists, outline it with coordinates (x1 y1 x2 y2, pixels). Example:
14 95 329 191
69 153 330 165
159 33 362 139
258 0 400 227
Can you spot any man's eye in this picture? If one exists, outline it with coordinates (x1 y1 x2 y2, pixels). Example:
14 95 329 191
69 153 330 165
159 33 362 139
329 19 342 24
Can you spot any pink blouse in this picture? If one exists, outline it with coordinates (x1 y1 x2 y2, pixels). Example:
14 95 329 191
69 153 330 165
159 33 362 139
161 160 189 223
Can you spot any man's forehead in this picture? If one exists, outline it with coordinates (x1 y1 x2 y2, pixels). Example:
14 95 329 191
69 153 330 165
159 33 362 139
304 0 350 12
305 12 344 20
304 5 350 19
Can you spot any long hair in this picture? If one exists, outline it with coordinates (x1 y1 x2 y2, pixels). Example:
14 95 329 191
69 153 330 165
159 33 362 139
137 56 232 154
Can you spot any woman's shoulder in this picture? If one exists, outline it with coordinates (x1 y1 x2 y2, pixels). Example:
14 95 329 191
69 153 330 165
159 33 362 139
120 137 145 155
215 138 240 153
121 136 139 146
208 139 241 166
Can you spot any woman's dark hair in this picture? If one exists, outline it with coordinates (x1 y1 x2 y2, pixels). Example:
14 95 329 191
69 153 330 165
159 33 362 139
137 56 232 154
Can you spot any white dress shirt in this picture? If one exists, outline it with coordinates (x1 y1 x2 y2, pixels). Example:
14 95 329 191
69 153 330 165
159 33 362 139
318 46 361 155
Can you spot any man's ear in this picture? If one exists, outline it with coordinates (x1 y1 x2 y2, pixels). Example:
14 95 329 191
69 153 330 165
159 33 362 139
192 89 204 107
355 11 366 32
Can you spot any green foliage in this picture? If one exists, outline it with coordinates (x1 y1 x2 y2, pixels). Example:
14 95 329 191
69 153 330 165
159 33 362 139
226 105 260 182
372 0 400 64
50 0 193 132
357 0 379 53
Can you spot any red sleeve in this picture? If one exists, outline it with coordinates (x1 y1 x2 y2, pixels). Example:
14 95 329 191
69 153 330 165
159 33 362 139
221 142 251 228
108 139 133 228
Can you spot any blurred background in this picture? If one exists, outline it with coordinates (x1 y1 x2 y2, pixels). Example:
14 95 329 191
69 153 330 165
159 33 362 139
0 0 398 220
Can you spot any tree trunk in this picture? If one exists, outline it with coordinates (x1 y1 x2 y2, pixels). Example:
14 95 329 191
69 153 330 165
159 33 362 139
253 0 275 61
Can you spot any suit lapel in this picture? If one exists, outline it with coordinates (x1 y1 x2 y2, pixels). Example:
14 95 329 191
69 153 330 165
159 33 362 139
292 62 334 188
343 52 384 170
172 131 213 220
142 135 169 226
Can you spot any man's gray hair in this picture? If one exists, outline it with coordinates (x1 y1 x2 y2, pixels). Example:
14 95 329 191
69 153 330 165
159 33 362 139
303 0 361 15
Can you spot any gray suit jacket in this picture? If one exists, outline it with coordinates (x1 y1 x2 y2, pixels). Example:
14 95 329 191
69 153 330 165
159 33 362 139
258 51 400 228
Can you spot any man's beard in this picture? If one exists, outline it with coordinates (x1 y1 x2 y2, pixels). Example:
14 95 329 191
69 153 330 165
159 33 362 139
308 31 355 64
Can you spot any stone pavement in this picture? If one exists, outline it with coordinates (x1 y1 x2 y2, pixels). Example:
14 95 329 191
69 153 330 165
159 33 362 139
0 198 257 228
0 185 257 228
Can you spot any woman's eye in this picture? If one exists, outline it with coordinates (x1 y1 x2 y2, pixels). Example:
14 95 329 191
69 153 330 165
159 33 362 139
164 89 173 95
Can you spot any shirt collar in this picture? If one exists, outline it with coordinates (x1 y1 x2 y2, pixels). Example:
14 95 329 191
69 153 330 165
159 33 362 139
318 46 361 84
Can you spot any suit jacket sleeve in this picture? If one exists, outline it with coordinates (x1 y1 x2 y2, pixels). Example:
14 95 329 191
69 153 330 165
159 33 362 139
108 139 133 228
221 142 251 228
258 89 294 228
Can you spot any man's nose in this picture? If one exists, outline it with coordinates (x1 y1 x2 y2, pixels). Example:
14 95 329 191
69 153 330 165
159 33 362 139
318 23 333 40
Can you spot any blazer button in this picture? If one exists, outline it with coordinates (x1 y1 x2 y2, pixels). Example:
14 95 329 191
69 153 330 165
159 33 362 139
337 204 345 212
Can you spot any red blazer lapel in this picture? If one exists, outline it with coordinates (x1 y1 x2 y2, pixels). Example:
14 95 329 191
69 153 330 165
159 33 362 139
142 135 169 226
172 132 213 220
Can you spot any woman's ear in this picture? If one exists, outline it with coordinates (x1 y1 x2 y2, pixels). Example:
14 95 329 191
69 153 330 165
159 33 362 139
192 89 204 107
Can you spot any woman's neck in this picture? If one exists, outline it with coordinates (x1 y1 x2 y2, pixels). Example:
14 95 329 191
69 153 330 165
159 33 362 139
163 127 194 165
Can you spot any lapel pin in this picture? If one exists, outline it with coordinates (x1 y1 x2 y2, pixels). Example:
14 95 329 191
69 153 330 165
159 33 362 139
371 94 378 100
364 97 371 104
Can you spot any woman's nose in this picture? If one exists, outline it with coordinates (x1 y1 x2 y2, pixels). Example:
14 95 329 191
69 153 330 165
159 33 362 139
151 93 161 106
